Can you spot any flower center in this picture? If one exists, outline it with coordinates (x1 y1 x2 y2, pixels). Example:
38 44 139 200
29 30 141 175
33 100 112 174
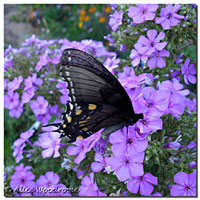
142 9 146 14
141 119 146 125
139 176 143 181
167 13 172 19
47 181 52 187
151 42 155 47
185 185 191 191
21 178 25 183
127 138 132 145
125 159 129 165
146 102 153 108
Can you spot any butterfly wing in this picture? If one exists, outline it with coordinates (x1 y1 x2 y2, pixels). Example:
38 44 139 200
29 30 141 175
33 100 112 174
60 48 135 116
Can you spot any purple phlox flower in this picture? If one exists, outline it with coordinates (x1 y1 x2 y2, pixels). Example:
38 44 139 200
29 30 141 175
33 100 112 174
135 87 170 117
93 137 108 154
170 170 196 196
9 103 24 118
130 43 148 67
51 51 62 65
79 172 106 196
147 49 170 69
120 44 127 52
4 79 8 91
109 10 123 31
13 143 26 163
4 57 14 70
67 138 90 164
36 112 52 125
164 93 185 116
35 51 51 72
155 4 184 30
175 52 184 64
30 96 48 116
24 73 43 90
72 166 85 179
184 141 196 150
36 171 63 196
189 161 196 169
185 97 196 112
163 141 181 149
171 71 181 81
104 34 115 43
109 126 148 156
15 163 32 172
56 80 69 104
60 41 86 52
137 29 167 56
36 131 61 158
61 158 72 170
4 91 19 110
151 192 162 196
49 183 72 196
91 153 110 173
14 130 34 147
21 87 35 105
128 4 158 24
22 34 38 47
67 131 101 164
136 113 163 134
125 87 148 115
111 4 117 10
159 79 190 96
108 151 144 181
181 58 196 85
104 55 120 73
118 67 147 89
4 44 13 57
7 76 23 92
10 170 36 191
127 173 158 196
49 104 61 116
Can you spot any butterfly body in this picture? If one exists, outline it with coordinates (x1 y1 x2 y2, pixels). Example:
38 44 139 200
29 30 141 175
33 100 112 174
48 49 143 142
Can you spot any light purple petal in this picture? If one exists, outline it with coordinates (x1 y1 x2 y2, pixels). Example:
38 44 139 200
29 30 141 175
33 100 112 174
140 181 154 196
127 179 140 194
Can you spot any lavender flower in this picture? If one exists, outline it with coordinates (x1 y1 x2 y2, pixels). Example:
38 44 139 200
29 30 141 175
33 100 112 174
104 55 120 73
9 103 24 118
13 143 26 163
130 43 148 67
91 153 110 173
14 130 34 146
170 170 196 196
10 167 36 191
165 93 185 116
118 67 147 89
155 4 184 30
128 4 158 24
35 51 51 72
137 29 167 56
181 58 196 85
21 88 35 105
189 161 196 169
159 79 189 96
147 49 170 69
7 76 23 92
109 126 148 156
36 131 62 158
4 91 19 110
79 173 106 196
30 96 48 116
24 73 43 90
108 152 144 181
136 113 163 134
108 11 123 31
127 173 158 196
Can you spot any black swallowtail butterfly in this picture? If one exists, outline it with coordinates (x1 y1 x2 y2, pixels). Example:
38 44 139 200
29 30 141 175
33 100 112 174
46 49 143 142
